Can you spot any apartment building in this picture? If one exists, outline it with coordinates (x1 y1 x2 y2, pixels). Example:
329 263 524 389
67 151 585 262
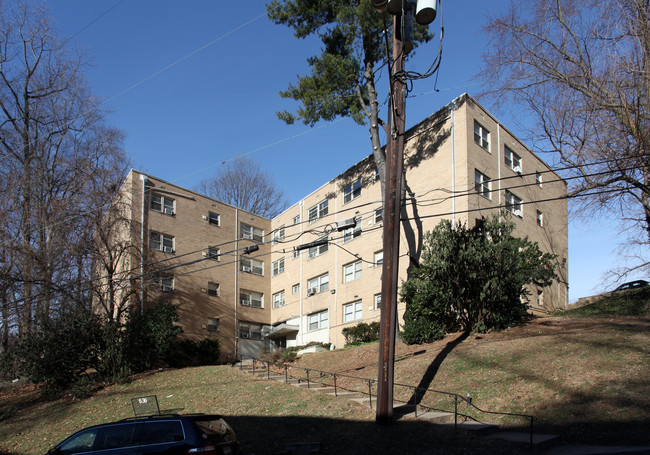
106 94 568 361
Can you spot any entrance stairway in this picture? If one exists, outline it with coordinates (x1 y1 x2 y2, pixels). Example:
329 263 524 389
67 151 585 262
236 360 560 451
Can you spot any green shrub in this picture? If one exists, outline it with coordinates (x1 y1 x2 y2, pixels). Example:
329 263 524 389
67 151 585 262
167 338 220 368
342 322 380 345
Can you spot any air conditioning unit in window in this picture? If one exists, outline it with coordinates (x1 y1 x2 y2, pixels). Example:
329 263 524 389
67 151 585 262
241 300 251 306
240 332 249 339
161 285 173 293
207 324 218 332
163 246 174 253
163 207 175 215
242 265 252 273
307 288 317 296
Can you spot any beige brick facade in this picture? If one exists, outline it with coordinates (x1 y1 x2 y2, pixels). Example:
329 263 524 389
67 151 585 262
107 94 568 361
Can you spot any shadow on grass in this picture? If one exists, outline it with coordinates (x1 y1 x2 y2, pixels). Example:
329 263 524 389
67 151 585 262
406 332 469 406
223 414 525 455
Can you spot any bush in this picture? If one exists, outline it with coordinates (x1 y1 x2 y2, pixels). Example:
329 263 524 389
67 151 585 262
167 338 220 368
342 322 380 345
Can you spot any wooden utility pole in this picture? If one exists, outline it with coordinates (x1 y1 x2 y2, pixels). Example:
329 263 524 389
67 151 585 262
376 12 407 424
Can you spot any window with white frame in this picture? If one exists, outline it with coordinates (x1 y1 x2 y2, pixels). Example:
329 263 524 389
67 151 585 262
272 257 285 276
152 274 174 293
537 290 544 306
307 273 329 294
374 208 383 224
504 146 522 173
151 193 175 215
474 121 490 151
272 290 285 308
308 310 328 331
536 171 543 187
241 223 264 242
308 199 328 223
536 210 544 227
343 218 361 243
343 260 362 283
149 231 174 253
207 281 219 297
343 300 363 323
292 214 301 225
208 211 220 226
239 322 263 339
308 240 328 259
343 179 362 204
374 293 382 310
475 170 491 199
207 317 220 332
292 283 300 294
207 247 220 261
374 251 383 267
505 191 523 217
241 257 264 275
240 290 263 308
272 225 285 244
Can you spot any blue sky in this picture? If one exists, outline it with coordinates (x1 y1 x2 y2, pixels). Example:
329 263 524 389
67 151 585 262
45 0 644 302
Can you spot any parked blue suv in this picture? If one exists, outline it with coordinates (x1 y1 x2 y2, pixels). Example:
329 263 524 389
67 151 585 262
46 414 241 455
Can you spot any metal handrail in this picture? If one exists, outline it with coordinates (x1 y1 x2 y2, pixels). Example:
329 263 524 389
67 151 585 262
234 354 535 447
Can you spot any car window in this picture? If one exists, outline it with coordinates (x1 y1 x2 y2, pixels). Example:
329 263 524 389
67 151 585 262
136 420 185 445
96 423 137 450
194 417 235 444
59 428 99 454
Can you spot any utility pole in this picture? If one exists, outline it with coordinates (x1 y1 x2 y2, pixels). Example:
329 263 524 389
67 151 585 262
375 0 438 424
376 10 407 424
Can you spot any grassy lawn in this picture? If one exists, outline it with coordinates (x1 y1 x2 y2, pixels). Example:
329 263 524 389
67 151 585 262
1 293 649 454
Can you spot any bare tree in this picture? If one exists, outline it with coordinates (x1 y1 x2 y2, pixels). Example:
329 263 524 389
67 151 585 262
196 157 289 218
478 0 650 264
0 1 128 333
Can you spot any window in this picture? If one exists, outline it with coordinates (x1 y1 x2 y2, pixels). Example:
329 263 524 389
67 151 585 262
239 322 263 339
240 290 263 308
374 251 384 267
241 223 264 242
343 300 363 323
293 215 301 225
208 211 220 226
308 240 328 259
207 282 219 297
505 191 523 217
474 121 490 151
307 273 329 294
293 249 300 259
149 231 174 253
475 170 491 199
308 310 328 331
308 199 328 223
59 428 99 452
374 293 382 310
151 193 175 215
292 283 300 294
272 225 285 244
343 260 362 283
374 208 383 224
207 317 220 332
273 290 285 308
207 247 220 261
241 257 264 275
272 257 285 276
343 218 361 243
152 274 174 293
504 146 522 173
343 179 362 204
536 210 544 227
537 290 544 306
536 171 543 187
